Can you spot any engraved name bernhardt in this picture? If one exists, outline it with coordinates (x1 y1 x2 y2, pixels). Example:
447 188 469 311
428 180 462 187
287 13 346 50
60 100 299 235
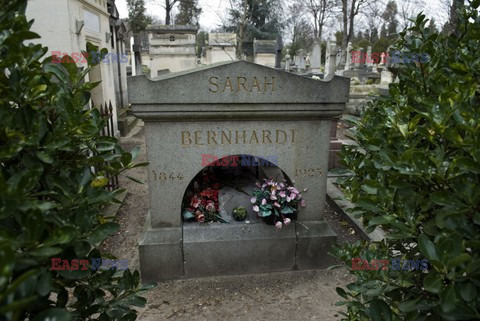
181 129 298 147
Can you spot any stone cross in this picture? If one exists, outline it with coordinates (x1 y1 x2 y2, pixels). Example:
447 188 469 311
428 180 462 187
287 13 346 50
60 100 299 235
128 61 350 281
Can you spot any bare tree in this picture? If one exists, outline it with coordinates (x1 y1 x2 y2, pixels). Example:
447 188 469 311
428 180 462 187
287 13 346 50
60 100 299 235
438 0 452 23
340 0 368 66
148 0 180 25
396 0 425 30
286 2 314 56
305 0 336 40
362 1 385 41
229 0 249 60
445 0 465 35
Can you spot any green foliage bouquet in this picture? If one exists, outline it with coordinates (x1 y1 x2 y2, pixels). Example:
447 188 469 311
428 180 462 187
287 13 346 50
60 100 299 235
251 178 306 229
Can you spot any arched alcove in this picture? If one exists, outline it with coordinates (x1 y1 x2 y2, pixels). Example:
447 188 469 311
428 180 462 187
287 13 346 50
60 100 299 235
181 154 298 225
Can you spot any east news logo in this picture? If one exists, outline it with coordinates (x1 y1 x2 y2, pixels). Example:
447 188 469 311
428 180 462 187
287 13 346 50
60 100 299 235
351 258 429 271
51 258 128 271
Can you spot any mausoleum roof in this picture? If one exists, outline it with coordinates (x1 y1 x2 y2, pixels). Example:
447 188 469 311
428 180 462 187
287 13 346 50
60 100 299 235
146 24 198 34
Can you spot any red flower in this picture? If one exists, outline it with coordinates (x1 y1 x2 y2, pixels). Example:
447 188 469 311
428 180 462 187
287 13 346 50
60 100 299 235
190 195 201 209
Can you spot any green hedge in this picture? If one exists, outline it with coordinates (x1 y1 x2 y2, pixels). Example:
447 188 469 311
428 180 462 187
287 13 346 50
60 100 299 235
331 2 480 320
0 1 153 320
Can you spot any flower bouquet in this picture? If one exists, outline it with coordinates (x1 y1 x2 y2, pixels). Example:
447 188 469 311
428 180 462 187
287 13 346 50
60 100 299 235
183 187 229 223
182 169 228 223
251 178 306 229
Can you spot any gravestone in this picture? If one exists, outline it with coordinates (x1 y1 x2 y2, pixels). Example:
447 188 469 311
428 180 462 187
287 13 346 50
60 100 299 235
310 40 322 73
296 49 306 71
366 46 373 70
325 41 337 78
345 42 353 71
128 61 350 281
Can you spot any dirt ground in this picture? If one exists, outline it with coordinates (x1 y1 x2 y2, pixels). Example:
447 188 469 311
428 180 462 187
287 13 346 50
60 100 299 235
104 123 362 321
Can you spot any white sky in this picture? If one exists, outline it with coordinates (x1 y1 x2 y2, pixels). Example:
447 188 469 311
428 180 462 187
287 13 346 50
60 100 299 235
115 0 446 38
116 0 230 31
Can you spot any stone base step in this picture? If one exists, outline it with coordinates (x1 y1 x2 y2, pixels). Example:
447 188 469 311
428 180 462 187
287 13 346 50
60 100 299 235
118 115 139 137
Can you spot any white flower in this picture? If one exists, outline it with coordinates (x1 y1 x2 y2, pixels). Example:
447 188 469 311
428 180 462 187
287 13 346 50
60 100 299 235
251 197 256 204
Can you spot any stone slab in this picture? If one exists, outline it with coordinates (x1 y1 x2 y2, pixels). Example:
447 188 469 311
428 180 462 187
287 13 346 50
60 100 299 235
183 223 296 278
326 178 385 242
138 213 183 281
295 221 337 269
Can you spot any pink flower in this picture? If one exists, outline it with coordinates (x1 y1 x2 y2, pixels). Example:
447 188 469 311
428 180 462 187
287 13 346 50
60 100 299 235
279 191 286 198
262 198 267 205
190 195 201 209
274 202 281 208
205 201 215 212
286 195 291 202
251 197 257 204
275 221 283 229
270 194 277 201
297 194 302 200
196 213 205 223
300 199 306 207
283 218 291 225
253 205 259 212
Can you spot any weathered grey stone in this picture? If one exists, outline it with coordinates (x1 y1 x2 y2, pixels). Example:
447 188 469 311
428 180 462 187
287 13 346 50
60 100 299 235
310 40 322 72
128 61 350 281
345 42 353 71
138 212 183 281
295 221 337 269
183 223 296 277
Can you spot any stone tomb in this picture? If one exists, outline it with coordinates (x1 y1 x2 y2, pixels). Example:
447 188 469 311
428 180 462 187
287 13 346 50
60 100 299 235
128 61 350 281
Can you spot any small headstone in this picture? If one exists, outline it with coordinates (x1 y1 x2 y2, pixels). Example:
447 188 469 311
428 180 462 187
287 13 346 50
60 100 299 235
310 40 322 72
345 42 352 70
296 49 306 71
325 40 331 72
366 46 373 68
326 40 337 77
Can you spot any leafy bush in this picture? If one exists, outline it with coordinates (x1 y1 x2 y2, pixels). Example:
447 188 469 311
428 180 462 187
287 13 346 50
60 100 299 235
331 2 480 320
0 1 153 320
